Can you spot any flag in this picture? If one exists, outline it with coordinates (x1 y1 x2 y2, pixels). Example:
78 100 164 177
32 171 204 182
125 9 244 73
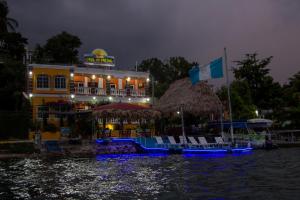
188 57 223 85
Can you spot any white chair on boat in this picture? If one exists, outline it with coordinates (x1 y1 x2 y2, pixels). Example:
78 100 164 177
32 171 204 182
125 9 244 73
179 136 188 145
168 136 179 148
155 136 165 148
198 137 215 148
215 137 230 147
168 136 177 144
188 136 201 147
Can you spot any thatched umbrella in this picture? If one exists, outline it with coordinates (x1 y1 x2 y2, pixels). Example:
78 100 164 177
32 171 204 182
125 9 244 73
93 103 161 136
93 103 161 120
155 78 222 141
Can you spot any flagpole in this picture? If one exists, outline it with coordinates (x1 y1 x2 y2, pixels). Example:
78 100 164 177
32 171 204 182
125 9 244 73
224 47 234 144
180 105 186 145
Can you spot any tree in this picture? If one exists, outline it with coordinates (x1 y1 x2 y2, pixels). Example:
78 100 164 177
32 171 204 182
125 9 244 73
217 80 256 119
276 71 300 128
42 31 82 64
283 71 300 107
32 44 46 63
0 32 27 61
0 0 18 33
0 61 27 111
233 53 282 110
138 57 194 98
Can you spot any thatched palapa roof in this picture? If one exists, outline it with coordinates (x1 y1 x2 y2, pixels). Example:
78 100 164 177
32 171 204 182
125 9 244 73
155 78 221 116
93 102 161 120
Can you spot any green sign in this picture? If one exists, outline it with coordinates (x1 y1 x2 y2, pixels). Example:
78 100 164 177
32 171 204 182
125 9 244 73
84 49 115 67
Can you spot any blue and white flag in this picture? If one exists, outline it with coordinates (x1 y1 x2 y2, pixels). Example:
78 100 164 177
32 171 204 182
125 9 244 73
188 57 223 85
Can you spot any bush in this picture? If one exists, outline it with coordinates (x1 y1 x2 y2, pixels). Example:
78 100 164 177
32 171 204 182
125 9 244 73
0 111 30 139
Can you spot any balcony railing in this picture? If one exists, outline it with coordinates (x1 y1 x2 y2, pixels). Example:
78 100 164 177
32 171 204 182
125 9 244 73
74 87 146 97
74 87 106 95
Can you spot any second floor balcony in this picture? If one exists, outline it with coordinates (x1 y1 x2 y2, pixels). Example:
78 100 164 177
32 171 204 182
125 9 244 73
74 87 147 97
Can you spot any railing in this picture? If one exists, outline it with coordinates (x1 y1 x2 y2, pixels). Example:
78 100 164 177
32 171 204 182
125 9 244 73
110 89 126 96
74 87 106 95
98 118 143 124
74 87 146 97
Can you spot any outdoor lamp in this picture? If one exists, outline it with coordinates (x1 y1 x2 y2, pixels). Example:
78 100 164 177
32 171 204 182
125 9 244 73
28 71 33 76
146 78 150 82
177 111 180 115
128 98 131 101
93 96 96 100
29 93 33 98
127 77 131 81
70 73 74 77
255 110 259 117
70 94 75 99
92 75 96 80
108 96 112 101
107 75 111 80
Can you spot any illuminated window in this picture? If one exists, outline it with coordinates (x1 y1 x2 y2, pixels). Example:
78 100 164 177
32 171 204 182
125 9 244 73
37 75 49 88
55 75 66 89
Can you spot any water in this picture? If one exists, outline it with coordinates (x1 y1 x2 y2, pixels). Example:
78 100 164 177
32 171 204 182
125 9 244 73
0 149 300 200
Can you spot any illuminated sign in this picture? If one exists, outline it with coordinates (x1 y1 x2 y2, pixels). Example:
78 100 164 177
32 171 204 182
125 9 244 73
84 49 115 67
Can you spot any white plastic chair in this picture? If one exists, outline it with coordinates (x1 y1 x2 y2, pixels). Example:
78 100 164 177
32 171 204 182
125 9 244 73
155 136 165 148
179 136 188 145
188 136 201 148
215 137 230 147
198 137 216 148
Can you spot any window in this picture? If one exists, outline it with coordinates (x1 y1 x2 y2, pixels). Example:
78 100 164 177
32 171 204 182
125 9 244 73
37 106 49 119
55 75 66 89
36 75 49 88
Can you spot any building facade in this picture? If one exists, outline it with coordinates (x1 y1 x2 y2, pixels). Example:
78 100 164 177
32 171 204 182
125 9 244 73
26 49 151 132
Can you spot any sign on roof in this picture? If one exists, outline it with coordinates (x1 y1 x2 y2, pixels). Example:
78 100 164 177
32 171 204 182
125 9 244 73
84 49 115 67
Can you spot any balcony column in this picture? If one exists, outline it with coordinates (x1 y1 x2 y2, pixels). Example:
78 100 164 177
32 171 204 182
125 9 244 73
84 77 89 94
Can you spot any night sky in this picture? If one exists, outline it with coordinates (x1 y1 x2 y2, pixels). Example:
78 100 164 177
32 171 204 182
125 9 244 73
8 0 300 84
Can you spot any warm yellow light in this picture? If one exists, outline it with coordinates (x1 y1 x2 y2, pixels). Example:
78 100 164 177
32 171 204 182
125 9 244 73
127 77 131 81
70 94 75 99
146 78 150 82
107 75 111 80
70 73 74 77
28 71 33 76
106 124 114 130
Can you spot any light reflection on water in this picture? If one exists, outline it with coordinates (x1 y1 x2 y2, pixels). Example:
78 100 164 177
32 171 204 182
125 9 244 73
0 149 300 200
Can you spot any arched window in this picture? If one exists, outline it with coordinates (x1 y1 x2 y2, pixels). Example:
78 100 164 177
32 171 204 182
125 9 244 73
37 74 49 88
55 75 66 89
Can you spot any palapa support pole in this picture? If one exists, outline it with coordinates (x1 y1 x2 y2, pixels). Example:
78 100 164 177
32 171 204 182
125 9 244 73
180 105 186 145
224 47 234 144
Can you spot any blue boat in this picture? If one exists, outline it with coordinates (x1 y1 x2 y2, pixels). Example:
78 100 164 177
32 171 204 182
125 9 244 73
96 137 252 154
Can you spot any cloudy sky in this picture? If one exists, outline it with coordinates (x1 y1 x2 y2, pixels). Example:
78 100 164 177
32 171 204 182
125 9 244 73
8 0 300 84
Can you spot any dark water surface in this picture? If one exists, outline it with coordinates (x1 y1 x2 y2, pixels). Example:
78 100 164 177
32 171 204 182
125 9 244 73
0 149 300 200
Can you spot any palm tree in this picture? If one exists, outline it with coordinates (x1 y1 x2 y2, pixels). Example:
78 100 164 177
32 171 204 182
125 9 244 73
0 0 18 33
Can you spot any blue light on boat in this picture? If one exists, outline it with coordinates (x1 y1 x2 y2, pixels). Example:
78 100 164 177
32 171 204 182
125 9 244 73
231 148 253 152
183 149 228 153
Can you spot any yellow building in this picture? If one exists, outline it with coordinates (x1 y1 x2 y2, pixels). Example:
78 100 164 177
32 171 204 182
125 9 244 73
27 49 151 137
